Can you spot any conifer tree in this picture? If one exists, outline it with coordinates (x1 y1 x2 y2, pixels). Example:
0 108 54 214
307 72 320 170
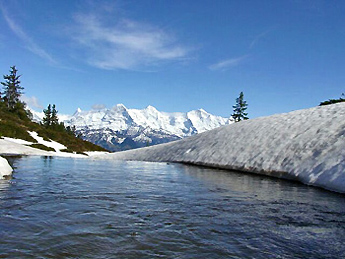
1 66 24 111
319 93 345 106
231 91 249 122
51 104 59 125
43 104 52 127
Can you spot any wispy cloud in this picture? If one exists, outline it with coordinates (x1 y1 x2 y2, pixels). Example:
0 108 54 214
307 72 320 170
0 5 56 64
209 55 249 71
249 27 276 49
71 13 191 70
21 95 43 110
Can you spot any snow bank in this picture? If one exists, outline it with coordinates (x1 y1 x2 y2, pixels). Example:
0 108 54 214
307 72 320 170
0 156 12 178
0 138 86 158
0 132 88 157
95 103 345 193
0 138 50 156
2 137 34 145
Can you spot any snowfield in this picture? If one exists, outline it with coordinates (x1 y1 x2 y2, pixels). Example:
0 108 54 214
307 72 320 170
94 103 345 193
0 156 12 178
0 134 95 158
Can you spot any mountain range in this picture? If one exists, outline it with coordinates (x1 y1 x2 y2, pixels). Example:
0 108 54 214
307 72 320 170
32 104 231 151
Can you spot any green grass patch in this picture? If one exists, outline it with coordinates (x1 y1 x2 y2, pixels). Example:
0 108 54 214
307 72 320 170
60 148 74 153
0 108 108 153
30 144 55 152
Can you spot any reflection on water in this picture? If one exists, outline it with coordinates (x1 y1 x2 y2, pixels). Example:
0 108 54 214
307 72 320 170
0 156 344 258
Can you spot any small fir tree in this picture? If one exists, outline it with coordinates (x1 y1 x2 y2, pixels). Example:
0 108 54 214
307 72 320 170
231 91 248 122
51 104 59 126
1 66 24 111
43 104 52 127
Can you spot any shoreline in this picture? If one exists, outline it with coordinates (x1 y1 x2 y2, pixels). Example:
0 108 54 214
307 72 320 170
94 103 345 194
2 103 345 194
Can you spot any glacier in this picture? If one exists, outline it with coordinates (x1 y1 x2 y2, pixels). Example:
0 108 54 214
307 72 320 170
94 103 345 193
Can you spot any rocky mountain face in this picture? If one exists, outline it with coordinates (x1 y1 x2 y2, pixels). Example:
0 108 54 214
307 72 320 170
37 104 231 151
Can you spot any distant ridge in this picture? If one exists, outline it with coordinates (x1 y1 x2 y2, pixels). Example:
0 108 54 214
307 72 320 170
61 104 232 151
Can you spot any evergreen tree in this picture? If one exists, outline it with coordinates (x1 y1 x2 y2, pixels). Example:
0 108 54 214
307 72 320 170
51 104 59 126
1 66 24 111
43 104 62 130
231 91 249 122
319 93 345 106
43 104 52 127
66 125 77 136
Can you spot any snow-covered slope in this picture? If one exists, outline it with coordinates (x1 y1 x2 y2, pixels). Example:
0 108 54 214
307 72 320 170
28 131 67 152
64 104 231 151
94 103 345 193
0 132 105 158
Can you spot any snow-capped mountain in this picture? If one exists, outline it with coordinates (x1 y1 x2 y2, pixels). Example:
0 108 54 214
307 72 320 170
31 104 232 151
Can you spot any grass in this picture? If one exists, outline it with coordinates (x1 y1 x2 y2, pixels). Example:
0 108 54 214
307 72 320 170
0 108 109 153
30 144 55 152
0 112 37 142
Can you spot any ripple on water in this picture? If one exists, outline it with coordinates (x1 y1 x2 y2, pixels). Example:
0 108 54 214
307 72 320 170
0 157 344 258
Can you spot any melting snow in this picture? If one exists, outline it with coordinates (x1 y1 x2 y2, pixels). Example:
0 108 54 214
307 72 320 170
28 131 67 152
95 103 345 194
0 156 12 178
3 137 34 145
0 132 90 158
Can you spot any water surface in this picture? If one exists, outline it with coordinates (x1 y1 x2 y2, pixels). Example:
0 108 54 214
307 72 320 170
0 156 344 258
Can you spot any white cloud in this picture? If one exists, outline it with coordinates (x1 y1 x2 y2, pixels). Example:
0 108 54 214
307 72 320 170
71 13 190 70
0 6 56 64
209 55 249 71
92 104 106 110
21 95 43 110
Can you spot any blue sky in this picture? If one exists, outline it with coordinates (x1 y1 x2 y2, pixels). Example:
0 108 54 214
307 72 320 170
0 0 344 118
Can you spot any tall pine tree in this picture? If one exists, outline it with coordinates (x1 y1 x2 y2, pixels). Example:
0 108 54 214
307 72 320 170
1 66 24 111
43 104 52 127
231 91 248 122
51 104 59 126
43 104 60 128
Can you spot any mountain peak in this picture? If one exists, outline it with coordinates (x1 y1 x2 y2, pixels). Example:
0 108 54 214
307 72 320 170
64 104 231 151
73 108 82 116
117 103 126 108
113 103 127 111
145 105 157 111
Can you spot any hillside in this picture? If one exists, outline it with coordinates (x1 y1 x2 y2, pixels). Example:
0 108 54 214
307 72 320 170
94 103 345 194
0 108 108 154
